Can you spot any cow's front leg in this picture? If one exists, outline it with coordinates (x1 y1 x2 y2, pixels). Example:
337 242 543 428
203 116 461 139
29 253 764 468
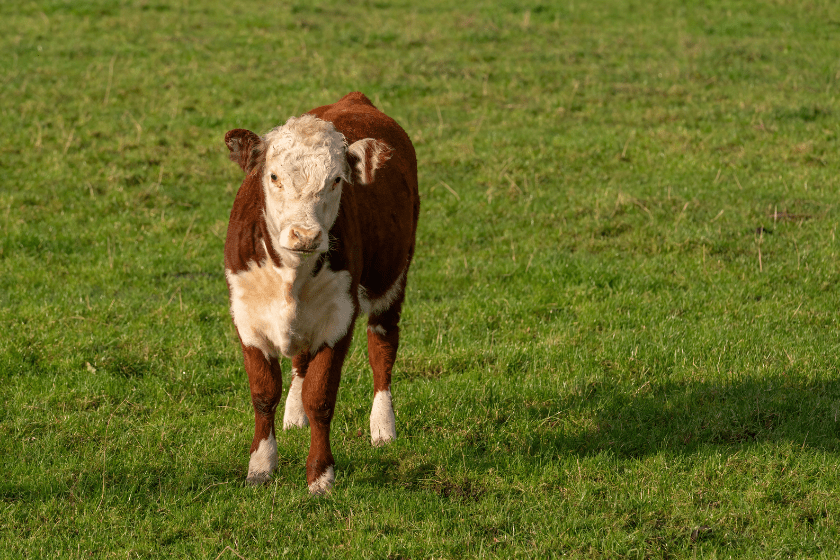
242 345 283 486
283 352 310 429
301 334 352 494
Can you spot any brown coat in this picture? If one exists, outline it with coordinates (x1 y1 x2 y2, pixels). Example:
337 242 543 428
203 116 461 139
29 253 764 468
223 92 419 492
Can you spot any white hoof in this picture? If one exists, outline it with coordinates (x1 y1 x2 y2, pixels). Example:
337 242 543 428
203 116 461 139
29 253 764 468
283 374 309 429
308 466 335 495
246 434 277 485
370 389 396 446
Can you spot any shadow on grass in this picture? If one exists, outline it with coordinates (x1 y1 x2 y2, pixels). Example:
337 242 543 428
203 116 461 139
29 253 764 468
348 374 840 494
535 374 840 459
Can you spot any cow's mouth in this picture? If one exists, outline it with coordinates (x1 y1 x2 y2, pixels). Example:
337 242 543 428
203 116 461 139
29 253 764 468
287 248 319 256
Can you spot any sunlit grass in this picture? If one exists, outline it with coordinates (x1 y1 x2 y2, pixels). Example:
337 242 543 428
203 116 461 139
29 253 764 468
2 0 839 557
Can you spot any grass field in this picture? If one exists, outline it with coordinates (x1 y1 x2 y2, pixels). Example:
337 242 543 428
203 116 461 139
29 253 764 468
2 0 840 557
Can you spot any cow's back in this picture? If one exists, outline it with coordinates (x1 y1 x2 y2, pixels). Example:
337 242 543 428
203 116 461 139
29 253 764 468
309 92 419 298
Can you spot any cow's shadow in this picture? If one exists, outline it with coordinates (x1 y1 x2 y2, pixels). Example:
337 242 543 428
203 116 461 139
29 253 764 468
525 374 840 459
350 373 840 492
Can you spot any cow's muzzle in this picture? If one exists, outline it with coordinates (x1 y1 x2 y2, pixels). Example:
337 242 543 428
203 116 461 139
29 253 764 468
289 227 323 253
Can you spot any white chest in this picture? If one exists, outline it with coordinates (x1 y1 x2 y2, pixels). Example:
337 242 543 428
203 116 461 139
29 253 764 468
226 261 354 359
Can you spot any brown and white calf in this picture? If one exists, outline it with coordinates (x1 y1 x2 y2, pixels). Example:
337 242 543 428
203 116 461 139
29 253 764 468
223 92 419 493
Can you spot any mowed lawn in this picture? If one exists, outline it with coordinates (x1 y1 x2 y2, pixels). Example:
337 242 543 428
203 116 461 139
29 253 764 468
2 0 840 557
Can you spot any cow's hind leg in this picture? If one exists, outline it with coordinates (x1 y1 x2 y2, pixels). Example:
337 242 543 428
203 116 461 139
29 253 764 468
242 345 283 485
283 352 310 429
367 298 403 446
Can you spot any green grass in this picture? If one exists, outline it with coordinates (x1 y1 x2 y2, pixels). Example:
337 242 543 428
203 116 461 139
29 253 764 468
2 0 840 557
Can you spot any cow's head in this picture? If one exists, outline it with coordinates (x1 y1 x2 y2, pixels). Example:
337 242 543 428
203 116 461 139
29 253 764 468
225 115 391 264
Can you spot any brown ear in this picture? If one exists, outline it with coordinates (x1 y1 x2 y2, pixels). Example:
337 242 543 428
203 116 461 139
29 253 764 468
224 129 264 174
346 138 392 185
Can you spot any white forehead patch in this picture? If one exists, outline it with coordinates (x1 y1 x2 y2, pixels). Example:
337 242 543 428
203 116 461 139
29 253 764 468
264 115 348 190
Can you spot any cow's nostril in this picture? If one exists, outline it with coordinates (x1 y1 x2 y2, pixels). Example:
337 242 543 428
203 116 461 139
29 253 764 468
290 228 321 250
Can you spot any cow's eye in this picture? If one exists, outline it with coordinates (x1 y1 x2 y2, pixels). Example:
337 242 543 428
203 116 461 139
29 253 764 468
334 176 342 184
270 173 278 182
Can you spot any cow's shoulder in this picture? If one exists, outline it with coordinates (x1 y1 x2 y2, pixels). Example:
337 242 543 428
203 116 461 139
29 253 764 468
308 91 375 119
307 93 403 147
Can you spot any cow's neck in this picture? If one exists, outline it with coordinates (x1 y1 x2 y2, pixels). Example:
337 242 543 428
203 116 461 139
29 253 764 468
274 248 319 294
285 256 320 301
259 240 351 359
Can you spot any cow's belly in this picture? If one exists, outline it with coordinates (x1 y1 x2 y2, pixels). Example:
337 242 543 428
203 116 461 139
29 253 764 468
226 262 354 359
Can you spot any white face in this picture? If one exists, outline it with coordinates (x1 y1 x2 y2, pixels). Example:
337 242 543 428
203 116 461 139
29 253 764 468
260 115 349 261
